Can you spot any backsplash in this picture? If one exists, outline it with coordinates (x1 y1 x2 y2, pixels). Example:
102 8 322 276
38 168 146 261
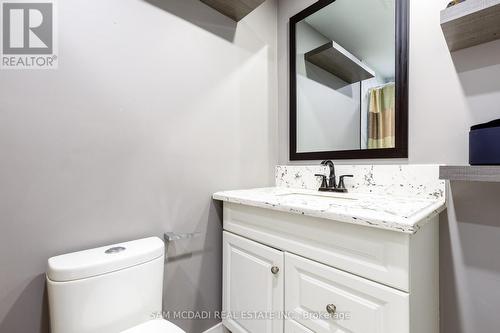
275 165 445 199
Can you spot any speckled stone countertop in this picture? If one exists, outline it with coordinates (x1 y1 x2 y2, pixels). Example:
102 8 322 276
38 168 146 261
213 187 445 234
213 165 446 234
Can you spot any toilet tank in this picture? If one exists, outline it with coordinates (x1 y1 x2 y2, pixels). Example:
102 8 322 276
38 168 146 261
47 237 165 333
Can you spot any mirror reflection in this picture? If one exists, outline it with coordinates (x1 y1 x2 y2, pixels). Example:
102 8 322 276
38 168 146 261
295 0 396 153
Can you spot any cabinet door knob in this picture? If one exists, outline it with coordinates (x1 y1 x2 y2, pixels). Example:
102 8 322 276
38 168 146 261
271 266 280 275
326 304 337 315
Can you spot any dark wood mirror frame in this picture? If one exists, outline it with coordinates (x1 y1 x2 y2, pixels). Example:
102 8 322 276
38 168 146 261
289 0 409 160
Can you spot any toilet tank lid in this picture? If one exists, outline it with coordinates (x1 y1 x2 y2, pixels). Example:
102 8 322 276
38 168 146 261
47 237 164 282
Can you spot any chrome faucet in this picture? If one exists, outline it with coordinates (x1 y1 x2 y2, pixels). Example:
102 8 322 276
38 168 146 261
315 160 353 193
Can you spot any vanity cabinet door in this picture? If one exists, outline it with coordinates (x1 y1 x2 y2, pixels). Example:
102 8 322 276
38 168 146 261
285 320 315 333
223 231 284 333
285 253 409 333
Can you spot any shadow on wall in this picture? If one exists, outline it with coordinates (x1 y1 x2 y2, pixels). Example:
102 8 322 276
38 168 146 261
162 200 224 333
451 40 500 96
0 274 50 333
305 62 354 92
142 0 237 42
440 181 500 333
450 181 500 271
439 209 462 333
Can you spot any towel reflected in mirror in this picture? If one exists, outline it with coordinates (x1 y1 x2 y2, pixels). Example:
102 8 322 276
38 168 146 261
368 83 395 149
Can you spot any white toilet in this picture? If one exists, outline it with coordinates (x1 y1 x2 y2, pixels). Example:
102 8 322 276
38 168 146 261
46 237 186 333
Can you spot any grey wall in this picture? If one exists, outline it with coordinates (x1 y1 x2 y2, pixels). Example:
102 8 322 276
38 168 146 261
296 21 361 152
278 0 500 332
0 1 278 332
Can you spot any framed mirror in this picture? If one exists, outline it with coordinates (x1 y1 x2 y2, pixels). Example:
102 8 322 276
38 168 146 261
289 0 408 160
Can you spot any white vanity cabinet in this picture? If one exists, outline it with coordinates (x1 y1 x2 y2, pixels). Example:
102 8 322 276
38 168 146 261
221 202 440 333
223 231 284 333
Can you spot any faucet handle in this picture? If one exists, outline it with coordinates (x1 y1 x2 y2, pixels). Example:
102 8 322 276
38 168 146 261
338 175 354 190
315 174 328 189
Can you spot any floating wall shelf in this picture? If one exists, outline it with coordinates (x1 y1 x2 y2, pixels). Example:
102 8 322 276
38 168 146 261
441 0 500 51
439 165 500 182
304 41 375 84
200 0 265 21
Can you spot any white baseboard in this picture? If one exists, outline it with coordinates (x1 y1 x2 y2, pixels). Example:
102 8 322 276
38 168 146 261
202 322 229 333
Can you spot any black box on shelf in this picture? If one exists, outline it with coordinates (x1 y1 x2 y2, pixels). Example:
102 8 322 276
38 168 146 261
470 119 500 165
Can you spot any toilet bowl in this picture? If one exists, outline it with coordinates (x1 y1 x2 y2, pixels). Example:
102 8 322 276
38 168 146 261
46 237 185 333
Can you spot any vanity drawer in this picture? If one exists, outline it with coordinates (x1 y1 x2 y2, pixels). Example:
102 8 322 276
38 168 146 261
285 253 409 333
223 203 410 291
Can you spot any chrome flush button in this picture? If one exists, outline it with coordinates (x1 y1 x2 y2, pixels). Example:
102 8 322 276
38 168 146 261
105 246 126 254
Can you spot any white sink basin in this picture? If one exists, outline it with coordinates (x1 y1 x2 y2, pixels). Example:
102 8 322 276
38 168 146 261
275 192 357 208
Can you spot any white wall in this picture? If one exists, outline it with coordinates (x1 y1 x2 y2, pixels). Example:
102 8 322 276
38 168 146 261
0 1 278 332
278 1 500 332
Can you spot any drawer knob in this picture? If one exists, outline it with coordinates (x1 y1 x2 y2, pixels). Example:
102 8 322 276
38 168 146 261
271 266 280 274
326 304 337 315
